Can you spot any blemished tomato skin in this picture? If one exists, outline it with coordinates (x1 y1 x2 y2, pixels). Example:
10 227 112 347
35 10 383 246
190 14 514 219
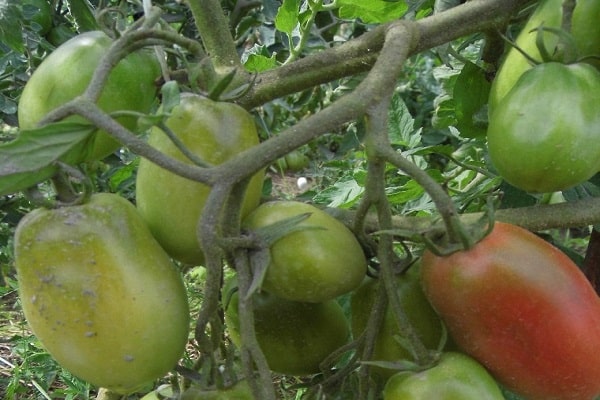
383 352 505 400
488 0 600 112
136 94 264 266
224 285 350 376
487 62 600 193
18 31 160 162
350 264 449 380
14 193 190 394
420 222 600 400
242 201 367 303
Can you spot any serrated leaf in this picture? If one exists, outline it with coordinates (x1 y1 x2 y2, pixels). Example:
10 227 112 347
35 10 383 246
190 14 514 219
313 177 364 208
338 0 408 23
388 93 416 147
244 53 278 73
275 0 299 35
453 61 490 138
0 122 96 195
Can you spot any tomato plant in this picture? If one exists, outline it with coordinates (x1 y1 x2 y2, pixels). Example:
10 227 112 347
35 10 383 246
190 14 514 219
487 62 600 193
13 193 190 394
382 352 505 400
488 0 600 111
17 31 160 163
421 222 600 400
136 93 265 265
224 283 350 376
242 200 367 302
350 264 449 380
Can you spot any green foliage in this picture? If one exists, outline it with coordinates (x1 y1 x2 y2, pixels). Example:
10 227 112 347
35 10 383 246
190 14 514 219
337 0 408 23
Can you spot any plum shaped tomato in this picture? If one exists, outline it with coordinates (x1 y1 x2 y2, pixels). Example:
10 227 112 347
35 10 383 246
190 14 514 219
487 62 600 193
421 222 600 400
18 31 160 163
242 201 367 303
135 94 264 266
13 193 190 394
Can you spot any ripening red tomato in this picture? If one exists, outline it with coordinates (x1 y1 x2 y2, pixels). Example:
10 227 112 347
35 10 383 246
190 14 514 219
420 222 600 400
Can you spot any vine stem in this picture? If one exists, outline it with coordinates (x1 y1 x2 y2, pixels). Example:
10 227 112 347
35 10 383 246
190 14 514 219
363 95 436 367
380 146 465 246
220 179 278 399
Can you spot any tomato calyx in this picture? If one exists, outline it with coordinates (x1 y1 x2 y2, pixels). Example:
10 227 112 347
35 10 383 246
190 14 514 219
23 162 93 209
240 212 325 298
361 349 443 375
421 199 496 257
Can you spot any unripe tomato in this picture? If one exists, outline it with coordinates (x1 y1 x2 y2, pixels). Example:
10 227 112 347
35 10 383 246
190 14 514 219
14 193 190 394
351 264 450 380
383 352 505 400
488 0 600 111
421 222 600 400
18 31 160 163
242 201 367 302
487 62 600 193
136 94 264 265
224 285 350 376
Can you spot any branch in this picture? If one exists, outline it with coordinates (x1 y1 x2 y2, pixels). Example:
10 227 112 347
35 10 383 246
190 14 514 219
327 196 600 238
186 0 241 71
238 0 528 108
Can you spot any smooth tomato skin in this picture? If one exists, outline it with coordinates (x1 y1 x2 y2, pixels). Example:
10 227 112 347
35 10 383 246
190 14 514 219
242 201 367 302
14 193 190 394
350 264 449 380
488 0 600 111
421 222 600 400
383 352 504 400
224 287 350 376
136 94 264 265
18 31 160 162
487 62 600 193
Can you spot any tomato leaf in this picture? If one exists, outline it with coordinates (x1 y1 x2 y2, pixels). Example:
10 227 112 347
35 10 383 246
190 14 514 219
65 0 99 32
244 50 278 73
275 0 299 35
453 61 490 138
338 0 408 23
0 122 96 195
0 2 25 52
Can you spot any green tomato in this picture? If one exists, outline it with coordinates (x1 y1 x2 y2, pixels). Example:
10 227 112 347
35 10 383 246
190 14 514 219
242 201 367 302
351 264 449 381
135 94 264 265
224 284 350 376
284 150 310 172
18 31 160 163
487 62 600 193
488 0 600 112
23 0 53 35
13 193 190 394
383 353 504 400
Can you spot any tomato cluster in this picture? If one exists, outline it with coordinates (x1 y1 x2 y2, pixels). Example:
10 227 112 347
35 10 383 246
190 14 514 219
10 3 600 399
487 0 600 193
